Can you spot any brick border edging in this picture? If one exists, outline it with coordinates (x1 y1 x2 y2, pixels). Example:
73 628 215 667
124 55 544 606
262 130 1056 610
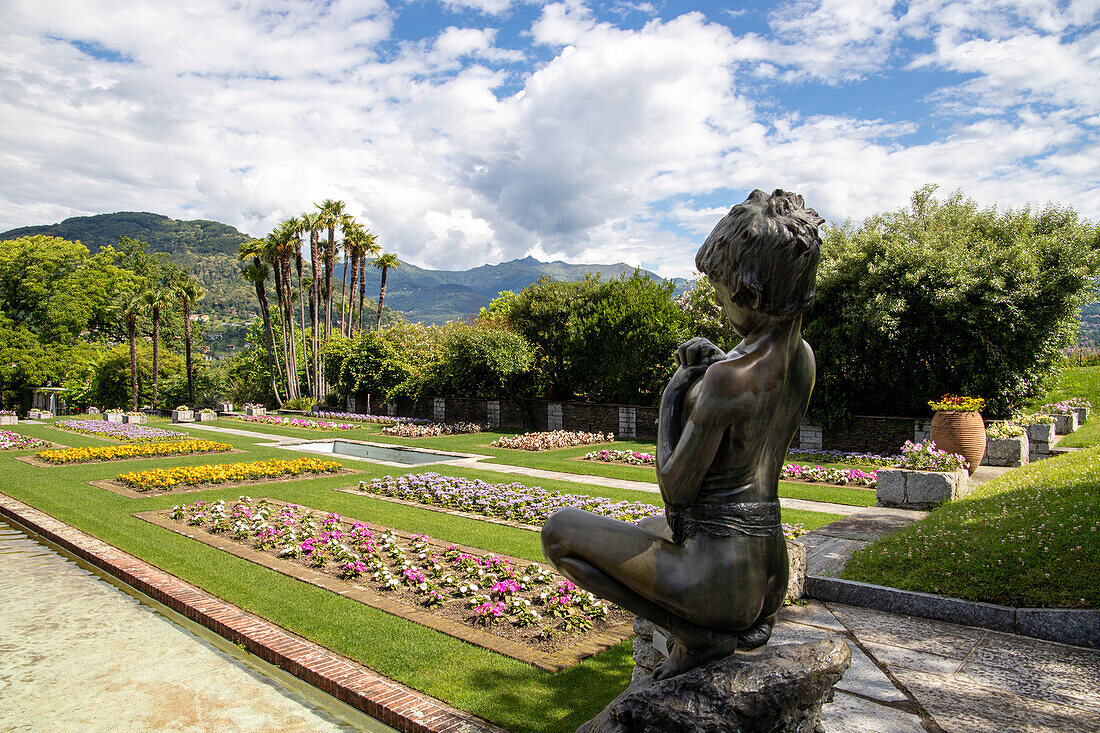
0 493 506 733
806 575 1100 649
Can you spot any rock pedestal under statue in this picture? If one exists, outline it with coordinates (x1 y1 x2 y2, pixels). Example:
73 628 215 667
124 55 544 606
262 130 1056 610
579 618 851 733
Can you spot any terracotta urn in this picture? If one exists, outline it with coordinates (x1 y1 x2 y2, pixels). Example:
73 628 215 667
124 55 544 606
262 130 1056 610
930 410 985 475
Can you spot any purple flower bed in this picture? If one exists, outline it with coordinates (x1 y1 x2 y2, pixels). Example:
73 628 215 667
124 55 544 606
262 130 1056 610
781 464 877 487
54 419 187 443
310 410 426 424
786 448 901 467
230 415 355 430
358 472 804 538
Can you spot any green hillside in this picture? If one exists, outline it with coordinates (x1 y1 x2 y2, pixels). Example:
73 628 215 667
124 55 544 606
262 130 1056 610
1 212 257 318
1 211 688 324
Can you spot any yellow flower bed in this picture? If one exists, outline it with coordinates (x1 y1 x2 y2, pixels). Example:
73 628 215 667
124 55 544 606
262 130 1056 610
36 440 232 465
117 457 343 491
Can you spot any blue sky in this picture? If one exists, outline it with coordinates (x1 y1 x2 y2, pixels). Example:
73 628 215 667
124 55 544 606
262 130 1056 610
1 0 1097 277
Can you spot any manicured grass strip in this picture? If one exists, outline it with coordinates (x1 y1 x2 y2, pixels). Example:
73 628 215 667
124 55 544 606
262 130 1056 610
842 446 1100 608
1028 366 1100 448
33 440 233 465
778 482 877 507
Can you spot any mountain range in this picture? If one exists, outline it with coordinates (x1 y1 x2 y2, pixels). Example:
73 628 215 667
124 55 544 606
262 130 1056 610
0 212 687 323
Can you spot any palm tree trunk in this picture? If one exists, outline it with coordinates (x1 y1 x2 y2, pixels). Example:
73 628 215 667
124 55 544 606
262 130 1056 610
376 267 388 329
339 248 349 337
151 306 160 408
283 257 300 399
348 253 360 335
129 318 138 411
309 231 322 397
358 254 367 331
271 265 293 399
183 301 194 405
254 281 283 407
325 227 336 339
296 253 311 397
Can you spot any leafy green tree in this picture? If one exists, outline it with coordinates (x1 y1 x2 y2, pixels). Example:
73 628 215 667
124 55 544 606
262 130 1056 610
175 277 204 404
338 330 415 403
421 321 534 399
805 186 1100 420
494 272 686 404
92 344 185 409
676 276 739 351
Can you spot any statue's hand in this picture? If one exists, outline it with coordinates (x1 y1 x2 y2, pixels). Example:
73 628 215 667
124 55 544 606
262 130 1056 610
675 337 725 368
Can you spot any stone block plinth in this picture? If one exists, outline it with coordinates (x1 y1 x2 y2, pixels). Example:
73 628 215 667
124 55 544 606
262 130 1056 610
124 414 146 424
982 436 1028 467
171 409 194 423
798 422 823 451
105 413 124 423
0 415 16 425
586 632 851 733
244 407 266 417
197 411 217 422
1026 423 1054 461
1045 412 1078 435
876 468 969 509
1074 407 1089 425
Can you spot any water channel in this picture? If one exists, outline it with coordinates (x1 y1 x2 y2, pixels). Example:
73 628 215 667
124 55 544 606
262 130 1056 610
0 516 395 732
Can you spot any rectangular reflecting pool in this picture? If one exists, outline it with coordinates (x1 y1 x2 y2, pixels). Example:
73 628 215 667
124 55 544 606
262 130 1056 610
283 440 470 466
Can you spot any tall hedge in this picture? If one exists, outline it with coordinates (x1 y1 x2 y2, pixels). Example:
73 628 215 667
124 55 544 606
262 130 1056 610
804 186 1100 421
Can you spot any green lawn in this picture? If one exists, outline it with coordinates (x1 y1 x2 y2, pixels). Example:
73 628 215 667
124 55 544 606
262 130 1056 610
205 418 877 506
0 420 842 732
1027 365 1100 448
842 445 1100 608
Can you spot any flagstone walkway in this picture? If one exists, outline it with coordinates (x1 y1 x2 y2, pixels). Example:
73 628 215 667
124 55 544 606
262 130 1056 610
779 599 1100 732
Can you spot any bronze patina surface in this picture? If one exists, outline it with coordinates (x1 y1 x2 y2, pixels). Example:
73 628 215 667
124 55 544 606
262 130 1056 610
542 189 823 679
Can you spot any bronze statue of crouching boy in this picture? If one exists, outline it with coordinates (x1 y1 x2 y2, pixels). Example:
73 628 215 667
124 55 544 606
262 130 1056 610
542 189 823 679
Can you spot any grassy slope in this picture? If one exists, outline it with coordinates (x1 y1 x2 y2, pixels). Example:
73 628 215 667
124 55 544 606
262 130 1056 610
1027 366 1100 448
2 420 841 732
842 446 1100 608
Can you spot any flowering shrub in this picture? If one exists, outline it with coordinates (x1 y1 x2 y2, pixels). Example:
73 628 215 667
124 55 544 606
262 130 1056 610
785 448 901 467
117 457 342 491
1065 397 1092 412
242 403 265 409
1042 399 1090 416
986 421 1025 439
35 440 232 464
928 394 985 412
492 431 612 451
895 440 969 472
583 449 655 465
781 464 877 487
358 472 805 539
0 410 15 416
55 419 188 443
0 430 47 450
382 422 482 438
229 415 354 430
311 411 425 424
166 497 622 646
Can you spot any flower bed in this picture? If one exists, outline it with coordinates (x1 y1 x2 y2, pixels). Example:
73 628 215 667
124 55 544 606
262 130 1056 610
382 422 482 438
491 431 612 451
54 419 188 443
310 411 425 424
117 457 342 491
582 448 656 465
162 497 629 658
34 440 232 465
786 449 901 467
895 440 969 472
357 472 805 539
781 464 877 488
0 430 48 450
229 415 355 431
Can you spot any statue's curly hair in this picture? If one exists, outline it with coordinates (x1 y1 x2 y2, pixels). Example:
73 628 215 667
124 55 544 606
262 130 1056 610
695 189 823 318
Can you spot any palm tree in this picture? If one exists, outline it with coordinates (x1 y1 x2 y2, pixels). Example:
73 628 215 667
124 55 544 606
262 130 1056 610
279 218 304 400
121 291 144 411
238 239 284 407
175 277 204 405
142 287 174 409
302 211 324 397
317 199 346 339
371 252 400 330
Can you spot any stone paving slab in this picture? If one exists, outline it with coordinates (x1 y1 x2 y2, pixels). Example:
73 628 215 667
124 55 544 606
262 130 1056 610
892 667 1100 733
820 691 926 733
827 603 988 659
808 506 928 542
801 534 868 577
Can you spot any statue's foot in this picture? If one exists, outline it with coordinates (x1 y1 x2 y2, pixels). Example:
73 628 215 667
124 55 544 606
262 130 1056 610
653 634 737 680
736 614 777 651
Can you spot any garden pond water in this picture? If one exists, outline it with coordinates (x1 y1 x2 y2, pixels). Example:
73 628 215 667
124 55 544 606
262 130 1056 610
0 516 393 732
